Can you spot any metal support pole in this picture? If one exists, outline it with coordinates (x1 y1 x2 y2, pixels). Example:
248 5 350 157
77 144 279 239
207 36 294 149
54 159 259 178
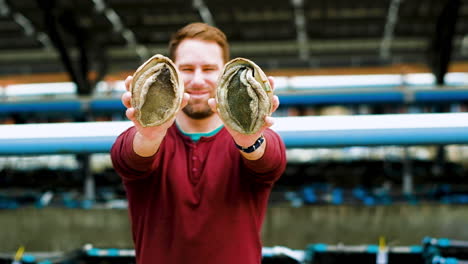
402 147 413 195
78 154 95 202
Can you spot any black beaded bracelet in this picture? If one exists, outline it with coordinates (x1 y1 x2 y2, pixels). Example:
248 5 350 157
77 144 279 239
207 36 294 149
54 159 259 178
235 135 265 154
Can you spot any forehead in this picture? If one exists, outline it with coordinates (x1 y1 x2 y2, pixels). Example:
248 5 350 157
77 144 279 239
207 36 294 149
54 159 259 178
174 39 224 66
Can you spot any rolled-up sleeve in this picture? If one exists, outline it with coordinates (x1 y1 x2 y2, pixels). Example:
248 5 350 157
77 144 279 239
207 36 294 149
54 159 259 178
110 127 157 182
241 128 287 184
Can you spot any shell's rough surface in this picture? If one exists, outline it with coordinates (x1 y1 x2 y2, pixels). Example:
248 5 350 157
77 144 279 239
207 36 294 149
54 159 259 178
216 58 272 134
131 54 184 127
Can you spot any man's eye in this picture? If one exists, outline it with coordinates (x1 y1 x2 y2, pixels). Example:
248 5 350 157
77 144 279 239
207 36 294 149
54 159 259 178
181 68 193 72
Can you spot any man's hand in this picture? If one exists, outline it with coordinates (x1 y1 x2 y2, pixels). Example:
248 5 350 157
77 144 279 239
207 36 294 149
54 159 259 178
208 76 280 160
122 75 190 157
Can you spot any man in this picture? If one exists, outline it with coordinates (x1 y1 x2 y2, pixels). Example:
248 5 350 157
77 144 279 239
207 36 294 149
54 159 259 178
111 22 286 264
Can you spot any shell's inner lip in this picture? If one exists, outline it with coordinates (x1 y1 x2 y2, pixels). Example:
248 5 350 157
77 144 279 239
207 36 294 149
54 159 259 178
217 59 271 134
225 66 256 132
139 65 176 125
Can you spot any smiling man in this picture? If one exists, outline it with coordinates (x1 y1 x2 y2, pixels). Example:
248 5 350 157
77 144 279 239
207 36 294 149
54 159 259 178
111 22 286 264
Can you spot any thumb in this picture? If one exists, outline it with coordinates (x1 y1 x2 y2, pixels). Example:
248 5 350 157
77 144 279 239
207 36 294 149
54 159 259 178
181 93 190 108
208 98 218 113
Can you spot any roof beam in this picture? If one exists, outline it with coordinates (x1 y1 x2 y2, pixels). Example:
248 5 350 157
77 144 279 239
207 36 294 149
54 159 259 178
0 37 431 62
291 0 309 60
0 0 54 51
92 0 149 61
193 0 215 26
428 0 461 85
0 0 10 17
380 0 401 60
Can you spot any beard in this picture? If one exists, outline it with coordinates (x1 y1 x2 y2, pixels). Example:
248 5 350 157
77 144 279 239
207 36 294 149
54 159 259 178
182 99 214 120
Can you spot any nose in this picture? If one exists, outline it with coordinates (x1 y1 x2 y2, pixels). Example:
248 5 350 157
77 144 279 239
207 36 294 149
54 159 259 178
189 69 205 87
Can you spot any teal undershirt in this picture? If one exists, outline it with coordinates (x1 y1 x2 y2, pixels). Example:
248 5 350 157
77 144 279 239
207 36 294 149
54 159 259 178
176 123 224 142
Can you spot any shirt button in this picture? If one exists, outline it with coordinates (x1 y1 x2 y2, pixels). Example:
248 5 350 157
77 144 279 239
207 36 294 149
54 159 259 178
192 168 198 172
192 156 197 160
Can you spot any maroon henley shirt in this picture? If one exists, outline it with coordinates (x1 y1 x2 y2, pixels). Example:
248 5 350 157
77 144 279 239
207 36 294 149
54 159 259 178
111 124 286 264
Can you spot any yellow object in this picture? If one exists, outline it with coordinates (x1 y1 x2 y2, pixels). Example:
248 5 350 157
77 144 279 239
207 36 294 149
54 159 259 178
379 236 386 250
14 246 25 261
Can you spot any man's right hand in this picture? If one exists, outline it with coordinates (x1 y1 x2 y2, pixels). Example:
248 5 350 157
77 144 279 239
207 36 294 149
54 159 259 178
122 75 190 157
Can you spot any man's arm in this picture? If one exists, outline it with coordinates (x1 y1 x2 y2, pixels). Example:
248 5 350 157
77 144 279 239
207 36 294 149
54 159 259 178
240 129 287 184
111 127 158 181
121 75 190 157
132 127 167 157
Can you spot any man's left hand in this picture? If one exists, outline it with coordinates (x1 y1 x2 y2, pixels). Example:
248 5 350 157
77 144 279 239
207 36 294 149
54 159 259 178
208 76 280 159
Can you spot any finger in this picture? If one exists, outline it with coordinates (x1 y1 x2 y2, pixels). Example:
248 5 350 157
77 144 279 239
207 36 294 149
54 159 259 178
268 76 275 91
124 76 133 92
271 95 280 113
121 91 132 109
125 107 136 122
264 116 275 128
181 93 190 109
207 98 218 113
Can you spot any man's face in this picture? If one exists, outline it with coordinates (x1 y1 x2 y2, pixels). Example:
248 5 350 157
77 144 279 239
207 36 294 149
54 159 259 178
174 38 224 119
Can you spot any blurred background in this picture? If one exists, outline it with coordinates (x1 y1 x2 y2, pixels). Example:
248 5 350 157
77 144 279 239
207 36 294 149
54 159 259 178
1 0 468 263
